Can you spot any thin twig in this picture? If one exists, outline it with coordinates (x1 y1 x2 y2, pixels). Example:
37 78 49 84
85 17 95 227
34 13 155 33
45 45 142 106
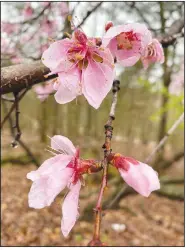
11 92 22 147
15 3 51 25
77 2 102 28
145 113 184 163
2 100 40 167
1 88 28 129
88 80 120 246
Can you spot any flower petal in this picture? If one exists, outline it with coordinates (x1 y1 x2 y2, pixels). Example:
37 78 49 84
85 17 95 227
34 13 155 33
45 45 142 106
42 39 72 70
139 162 160 193
141 39 164 69
27 154 73 181
54 67 81 104
61 180 81 237
51 135 76 156
82 56 115 109
102 23 152 67
102 23 151 48
116 53 141 67
118 160 160 197
28 167 73 209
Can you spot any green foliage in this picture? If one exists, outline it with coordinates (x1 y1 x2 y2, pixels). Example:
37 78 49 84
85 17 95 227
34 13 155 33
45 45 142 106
150 92 184 125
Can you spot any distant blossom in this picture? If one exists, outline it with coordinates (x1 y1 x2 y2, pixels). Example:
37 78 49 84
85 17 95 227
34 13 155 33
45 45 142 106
102 23 164 68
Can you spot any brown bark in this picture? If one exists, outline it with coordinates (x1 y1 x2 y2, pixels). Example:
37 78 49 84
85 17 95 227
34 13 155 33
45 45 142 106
0 61 57 95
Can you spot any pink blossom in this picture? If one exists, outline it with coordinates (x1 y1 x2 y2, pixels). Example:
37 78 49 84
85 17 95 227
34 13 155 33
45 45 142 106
42 29 115 109
41 2 51 7
23 3 33 19
102 23 152 67
110 154 160 197
11 56 22 64
41 19 55 36
58 2 69 17
40 44 49 53
27 135 82 237
2 22 19 34
34 81 56 102
105 21 114 32
141 39 164 69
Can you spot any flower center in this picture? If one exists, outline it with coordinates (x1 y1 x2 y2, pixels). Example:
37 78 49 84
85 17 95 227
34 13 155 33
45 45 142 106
116 31 139 50
145 43 156 58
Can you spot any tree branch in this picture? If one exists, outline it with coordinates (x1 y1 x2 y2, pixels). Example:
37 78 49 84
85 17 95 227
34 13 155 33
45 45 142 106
16 3 51 25
159 17 184 47
159 150 184 170
88 80 120 246
77 2 102 28
145 113 184 163
11 92 22 147
0 61 57 95
2 100 40 167
1 89 28 129
1 13 183 95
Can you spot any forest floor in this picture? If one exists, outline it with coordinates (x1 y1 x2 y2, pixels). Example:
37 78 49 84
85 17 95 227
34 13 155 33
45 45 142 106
1 164 184 247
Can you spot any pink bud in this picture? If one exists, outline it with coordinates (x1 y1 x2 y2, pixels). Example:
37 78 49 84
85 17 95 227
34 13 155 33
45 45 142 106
105 21 113 32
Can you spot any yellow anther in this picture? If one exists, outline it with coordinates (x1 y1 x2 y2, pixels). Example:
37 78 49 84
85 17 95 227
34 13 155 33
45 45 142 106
64 32 72 38
68 15 72 22
92 53 103 63
75 53 84 61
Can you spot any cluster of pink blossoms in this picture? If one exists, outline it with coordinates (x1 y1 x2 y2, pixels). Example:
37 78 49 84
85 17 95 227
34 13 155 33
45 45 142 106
28 21 163 237
27 136 160 237
40 21 164 108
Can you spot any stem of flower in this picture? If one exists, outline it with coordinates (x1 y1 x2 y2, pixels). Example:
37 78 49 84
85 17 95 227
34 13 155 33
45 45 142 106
88 80 120 246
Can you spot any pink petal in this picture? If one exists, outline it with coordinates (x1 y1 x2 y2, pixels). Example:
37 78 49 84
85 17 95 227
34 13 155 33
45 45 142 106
42 39 72 70
116 53 141 67
51 135 76 156
141 39 164 69
153 39 164 63
82 55 115 109
102 23 152 48
103 23 152 67
138 162 160 193
118 160 160 197
54 67 81 104
28 167 73 209
141 58 150 70
108 38 141 67
27 155 73 181
34 82 55 102
61 180 81 237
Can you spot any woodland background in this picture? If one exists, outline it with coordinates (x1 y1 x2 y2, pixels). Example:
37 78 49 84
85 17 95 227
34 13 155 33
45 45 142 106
1 1 184 246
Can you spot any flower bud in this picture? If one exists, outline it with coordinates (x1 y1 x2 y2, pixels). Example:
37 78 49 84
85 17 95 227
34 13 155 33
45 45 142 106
105 21 114 32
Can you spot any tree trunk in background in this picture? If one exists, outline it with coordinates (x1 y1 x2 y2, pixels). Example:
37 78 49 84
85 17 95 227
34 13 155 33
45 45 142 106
86 104 93 138
39 101 47 144
126 89 135 155
52 100 59 135
61 104 68 136
77 97 85 137
154 2 171 166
